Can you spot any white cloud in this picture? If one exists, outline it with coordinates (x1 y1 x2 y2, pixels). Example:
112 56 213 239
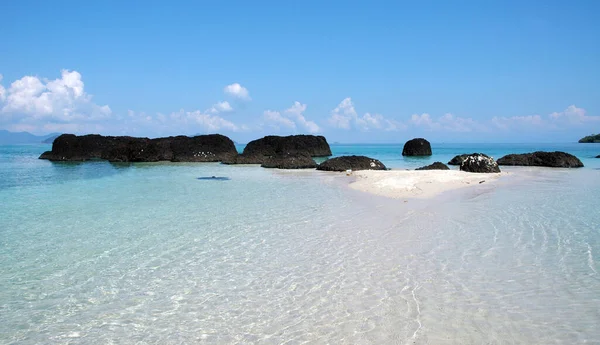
328 97 356 129
144 109 239 132
491 106 600 131
184 110 238 132
0 74 5 101
410 113 434 127
262 101 320 133
224 83 251 100
0 70 112 131
356 113 404 131
438 113 483 132
329 97 402 131
284 101 320 133
208 101 233 114
492 114 544 130
411 112 484 132
263 110 296 129
548 105 598 123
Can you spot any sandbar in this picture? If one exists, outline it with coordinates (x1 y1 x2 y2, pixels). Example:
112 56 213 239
349 169 506 199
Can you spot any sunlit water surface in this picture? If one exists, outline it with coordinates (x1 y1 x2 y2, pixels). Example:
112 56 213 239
1 144 599 344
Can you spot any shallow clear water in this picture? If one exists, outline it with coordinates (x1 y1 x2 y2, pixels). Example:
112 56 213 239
329 142 600 170
1 144 599 344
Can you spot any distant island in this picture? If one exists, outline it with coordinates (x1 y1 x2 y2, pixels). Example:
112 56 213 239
0 130 62 145
579 133 600 143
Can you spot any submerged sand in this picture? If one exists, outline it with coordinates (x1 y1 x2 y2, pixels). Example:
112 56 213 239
349 169 506 199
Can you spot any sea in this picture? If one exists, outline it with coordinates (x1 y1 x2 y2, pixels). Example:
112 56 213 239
1 142 599 344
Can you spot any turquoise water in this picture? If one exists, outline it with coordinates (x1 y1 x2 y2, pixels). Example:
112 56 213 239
244 142 600 170
1 143 600 344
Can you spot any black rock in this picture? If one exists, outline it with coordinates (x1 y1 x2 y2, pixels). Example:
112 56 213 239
317 155 387 172
224 135 332 165
448 154 471 165
402 138 432 156
221 155 263 165
243 135 331 157
497 151 584 168
416 162 450 170
459 154 501 173
261 153 317 169
39 134 237 162
595 155 600 158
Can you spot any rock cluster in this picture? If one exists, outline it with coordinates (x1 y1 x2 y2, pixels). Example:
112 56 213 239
316 156 387 171
260 154 317 169
497 151 583 168
39 134 237 162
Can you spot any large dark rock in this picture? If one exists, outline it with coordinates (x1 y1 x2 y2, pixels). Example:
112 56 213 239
225 135 332 165
243 135 331 157
39 134 237 162
459 154 501 173
317 155 387 172
221 155 262 165
260 154 317 169
402 138 432 156
448 154 472 165
497 151 584 168
595 155 600 158
416 162 450 170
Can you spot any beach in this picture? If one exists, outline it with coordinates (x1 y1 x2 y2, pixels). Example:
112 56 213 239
349 169 505 199
1 143 599 344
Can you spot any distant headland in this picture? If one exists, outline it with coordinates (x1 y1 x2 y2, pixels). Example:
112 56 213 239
579 133 600 143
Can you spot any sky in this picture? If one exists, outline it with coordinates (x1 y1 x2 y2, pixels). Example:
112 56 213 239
0 0 599 143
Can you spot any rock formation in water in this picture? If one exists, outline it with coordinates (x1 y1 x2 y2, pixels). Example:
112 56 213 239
39 134 237 162
316 155 387 171
497 151 584 168
416 162 450 170
459 154 501 173
595 154 600 158
260 153 317 169
402 138 432 156
223 135 331 165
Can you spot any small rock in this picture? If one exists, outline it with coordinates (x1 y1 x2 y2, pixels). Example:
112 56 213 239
416 162 450 170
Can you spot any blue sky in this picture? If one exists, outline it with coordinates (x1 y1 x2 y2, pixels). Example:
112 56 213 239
0 0 599 143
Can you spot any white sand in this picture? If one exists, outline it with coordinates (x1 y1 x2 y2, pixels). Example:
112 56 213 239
349 169 505 199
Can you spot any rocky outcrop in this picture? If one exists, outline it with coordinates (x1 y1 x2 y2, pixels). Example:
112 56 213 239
416 162 450 170
595 155 600 158
459 154 501 173
448 154 472 165
260 154 317 169
221 155 262 165
497 151 584 168
39 134 237 162
244 135 331 157
402 138 432 156
224 135 332 165
316 155 387 172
